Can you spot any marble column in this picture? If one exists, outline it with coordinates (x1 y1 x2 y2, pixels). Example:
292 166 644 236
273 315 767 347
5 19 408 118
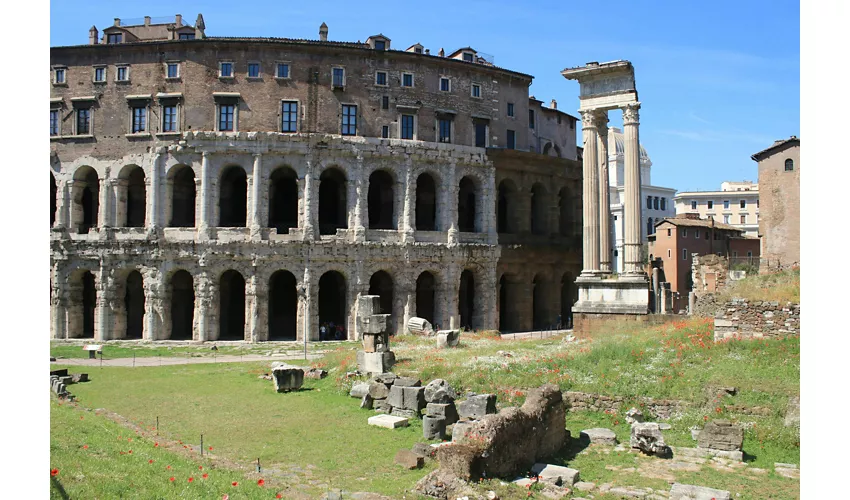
198 152 212 239
250 153 263 239
149 149 163 230
300 266 313 341
352 156 366 241
579 110 600 276
143 268 162 341
95 269 113 341
51 268 67 339
401 157 415 243
622 103 643 275
302 161 316 240
445 162 458 245
54 179 68 230
597 114 612 273
195 271 214 342
246 273 260 342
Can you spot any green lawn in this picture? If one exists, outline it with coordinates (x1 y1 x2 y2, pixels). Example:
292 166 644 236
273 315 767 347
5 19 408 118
717 268 800 303
50 340 344 360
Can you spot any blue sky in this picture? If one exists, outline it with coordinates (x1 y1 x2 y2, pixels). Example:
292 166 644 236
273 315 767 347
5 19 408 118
49 0 800 192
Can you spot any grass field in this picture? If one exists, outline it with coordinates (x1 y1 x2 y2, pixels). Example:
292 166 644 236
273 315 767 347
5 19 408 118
717 268 800 303
50 340 344 360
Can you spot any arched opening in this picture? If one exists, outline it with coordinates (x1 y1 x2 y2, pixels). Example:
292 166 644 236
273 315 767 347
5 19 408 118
416 271 436 326
81 271 96 338
50 173 57 226
168 165 196 227
73 166 99 234
559 187 573 236
268 167 298 234
415 173 437 231
117 166 147 228
319 168 347 235
368 169 395 229
531 183 549 235
368 271 394 321
459 270 475 330
497 180 517 233
646 217 653 237
532 274 545 329
268 270 297 341
219 270 245 340
784 158 794 171
498 274 510 332
458 176 477 232
219 166 248 227
318 271 347 339
170 270 194 340
124 270 145 339
560 273 575 329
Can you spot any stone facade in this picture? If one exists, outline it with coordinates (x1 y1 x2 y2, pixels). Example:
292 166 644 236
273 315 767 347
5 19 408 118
752 137 799 272
563 391 687 420
713 298 800 342
49 18 582 342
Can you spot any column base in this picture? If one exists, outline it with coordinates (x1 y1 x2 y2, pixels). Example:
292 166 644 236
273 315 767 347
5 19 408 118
572 274 650 315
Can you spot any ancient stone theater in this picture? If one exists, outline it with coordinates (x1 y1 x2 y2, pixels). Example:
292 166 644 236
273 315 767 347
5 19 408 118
49 14 582 342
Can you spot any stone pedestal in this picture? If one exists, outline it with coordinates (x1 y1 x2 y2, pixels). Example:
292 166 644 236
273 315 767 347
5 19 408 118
572 275 650 315
357 350 396 375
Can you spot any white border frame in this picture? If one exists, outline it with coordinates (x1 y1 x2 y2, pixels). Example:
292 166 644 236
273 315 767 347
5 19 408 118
215 102 239 132
165 61 181 80
470 82 482 99
332 66 346 89
219 61 235 79
401 72 415 88
274 61 291 80
247 61 262 79
439 76 451 93
92 65 107 84
375 70 389 87
340 102 358 136
115 64 130 83
398 111 418 140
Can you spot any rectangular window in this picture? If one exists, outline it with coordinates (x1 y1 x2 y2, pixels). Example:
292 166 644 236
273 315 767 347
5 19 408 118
220 62 233 78
438 118 452 143
107 33 122 44
682 229 687 238
162 105 177 132
248 63 260 78
276 63 290 79
740 214 747 224
653 197 659 210
50 110 59 136
53 67 66 84
474 122 487 147
647 196 653 209
179 33 195 40
471 83 481 98
376 71 387 86
506 129 516 149
723 215 730 223
691 200 697 210
402 73 413 87
218 104 235 131
382 96 389 110
723 200 730 209
76 108 91 135
707 200 713 210
131 106 147 133
341 104 357 135
463 52 474 62
375 40 386 51
661 198 667 211
166 62 179 79
401 114 415 140
332 67 345 87
529 109 535 129
683 248 688 261
381 125 389 138
740 200 746 209
116 66 129 81
440 77 450 92
281 101 298 132
93 67 105 82
667 228 671 237
695 230 700 239
668 249 671 258
507 103 514 117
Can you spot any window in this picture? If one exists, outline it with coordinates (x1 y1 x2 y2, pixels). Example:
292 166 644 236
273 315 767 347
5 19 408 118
785 158 794 171
705 231 709 239
414 47 423 54
382 96 389 110
76 108 91 135
376 71 387 86
647 196 652 209
332 67 345 87
691 200 697 210
54 68 66 84
757 199 759 208
402 73 414 87
162 105 177 132
247 62 260 78
341 104 357 135
529 109 535 129
281 101 298 133
723 200 730 209
375 40 386 51
131 105 147 133
667 249 671 258
507 103 514 117
474 122 487 147
463 52 474 62
219 62 233 78
747 251 753 258
683 248 688 261
381 125 389 138
107 33 122 44
667 228 671 236
740 214 747 224
506 130 516 149
660 198 667 211
723 215 730 223
438 118 451 143
740 200 746 209
440 77 450 92
50 110 59 136
166 62 179 79
116 65 129 82
707 200 713 210
401 114 415 140
93 66 106 83
682 229 687 238
695 229 700 239
179 33 195 40
733 251 738 258
218 104 235 131
471 83 481 98
276 63 290 79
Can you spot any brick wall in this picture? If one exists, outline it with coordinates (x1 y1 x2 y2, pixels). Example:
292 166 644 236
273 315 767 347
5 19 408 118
713 298 800 341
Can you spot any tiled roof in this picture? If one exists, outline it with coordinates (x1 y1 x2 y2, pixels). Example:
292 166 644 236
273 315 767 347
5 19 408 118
751 136 799 161
655 217 741 232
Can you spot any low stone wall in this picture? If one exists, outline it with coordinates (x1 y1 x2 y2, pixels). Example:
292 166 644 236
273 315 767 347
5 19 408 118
713 298 800 341
563 391 688 420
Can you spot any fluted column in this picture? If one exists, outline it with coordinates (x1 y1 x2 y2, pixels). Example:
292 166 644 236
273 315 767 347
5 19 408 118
149 148 163 230
198 152 212 239
597 115 612 273
579 110 600 276
250 153 263 239
622 103 643 275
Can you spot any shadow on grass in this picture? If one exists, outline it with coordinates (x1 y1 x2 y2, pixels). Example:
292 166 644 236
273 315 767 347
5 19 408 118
50 476 69 500
552 435 590 465
743 451 758 463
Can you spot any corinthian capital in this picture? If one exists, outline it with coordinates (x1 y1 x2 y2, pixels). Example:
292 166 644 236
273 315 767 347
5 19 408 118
622 103 641 125
580 110 597 129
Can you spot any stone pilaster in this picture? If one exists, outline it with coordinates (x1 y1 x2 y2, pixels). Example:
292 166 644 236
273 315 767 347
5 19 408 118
250 153 263 239
198 152 212 239
482 262 498 329
246 273 260 342
622 103 643 275
114 179 128 227
444 263 459 329
597 115 612 273
485 171 498 245
102 178 117 233
579 109 600 276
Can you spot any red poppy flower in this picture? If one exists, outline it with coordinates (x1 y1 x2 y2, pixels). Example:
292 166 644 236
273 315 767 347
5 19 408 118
188 477 194 483
149 460 154 464
183 445 188 449
169 477 175 482
257 479 265 487
154 442 159 447
166 465 172 470
179 440 183 444
276 494 283 499
202 473 209 479
80 416 84 420
128 450 133 454
50 469 59 477
83 445 88 450
209 446 213 451
232 481 239 487
199 466 203 470
128 438 132 442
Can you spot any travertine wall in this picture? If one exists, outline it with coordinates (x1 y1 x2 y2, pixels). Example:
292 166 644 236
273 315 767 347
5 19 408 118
757 142 799 271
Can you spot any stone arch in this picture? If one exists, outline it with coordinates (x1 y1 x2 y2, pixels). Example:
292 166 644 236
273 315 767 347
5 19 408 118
368 270 394 319
319 167 347 235
416 271 436 326
68 269 97 338
124 270 145 339
558 186 575 237
497 179 519 233
117 165 146 228
50 172 57 227
268 270 297 340
167 164 196 227
318 270 347 339
368 169 395 229
459 269 475 330
646 217 653 237
531 183 549 235
71 166 99 234
415 172 438 231
219 270 246 340
268 166 298 234
169 270 195 340
219 166 248 227
458 176 478 232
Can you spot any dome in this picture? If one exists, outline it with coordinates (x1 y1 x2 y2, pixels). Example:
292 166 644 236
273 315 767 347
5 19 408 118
610 127 649 161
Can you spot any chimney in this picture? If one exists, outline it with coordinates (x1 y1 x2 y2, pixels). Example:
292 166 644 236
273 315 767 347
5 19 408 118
144 16 151 26
425 48 430 55
550 99 557 109
195 13 206 38
319 22 328 41
89 26 99 45
114 18 121 27
175 14 183 27
438 47 445 57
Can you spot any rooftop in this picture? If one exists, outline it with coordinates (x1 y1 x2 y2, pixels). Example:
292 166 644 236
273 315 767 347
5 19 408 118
655 215 742 232
751 136 800 161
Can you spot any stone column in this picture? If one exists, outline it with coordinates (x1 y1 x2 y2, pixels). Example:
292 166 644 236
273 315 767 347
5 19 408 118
445 162 458 245
401 157 415 243
402 283 416 334
54 179 68 230
622 103 643 275
482 261 498 329
579 110 600 276
51 268 67 339
246 273 260 342
195 271 214 342
113 179 127 228
302 161 316 240
444 263 459 329
198 152 212 239
250 153 263 239
485 170 498 245
149 148 163 230
95 269 113 341
597 116 612 273
102 178 116 229
143 268 162 341
300 267 313 341
352 156 366 242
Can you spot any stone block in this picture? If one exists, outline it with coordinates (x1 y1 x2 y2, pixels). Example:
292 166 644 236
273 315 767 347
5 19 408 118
50 369 69 377
368 414 409 429
358 295 382 316
357 350 395 374
630 422 670 456
407 317 434 335
388 385 405 408
436 329 460 348
580 428 617 445
350 382 370 399
395 449 425 469
784 396 800 427
423 414 447 440
372 372 397 385
71 373 89 383
373 399 392 414
625 407 644 424
271 364 304 392
426 402 459 425
669 483 731 500
368 381 390 399
697 420 743 451
424 379 458 404
403 386 426 411
360 394 374 410
530 463 580 486
305 368 328 379
451 420 476 443
58 376 73 386
391 408 420 419
457 394 496 419
394 377 422 387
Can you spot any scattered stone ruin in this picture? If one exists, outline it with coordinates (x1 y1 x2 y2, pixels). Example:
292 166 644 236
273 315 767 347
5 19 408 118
356 295 395 375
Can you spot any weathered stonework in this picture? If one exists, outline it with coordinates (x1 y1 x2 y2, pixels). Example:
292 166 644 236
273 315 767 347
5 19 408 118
563 391 688 420
713 298 800 342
